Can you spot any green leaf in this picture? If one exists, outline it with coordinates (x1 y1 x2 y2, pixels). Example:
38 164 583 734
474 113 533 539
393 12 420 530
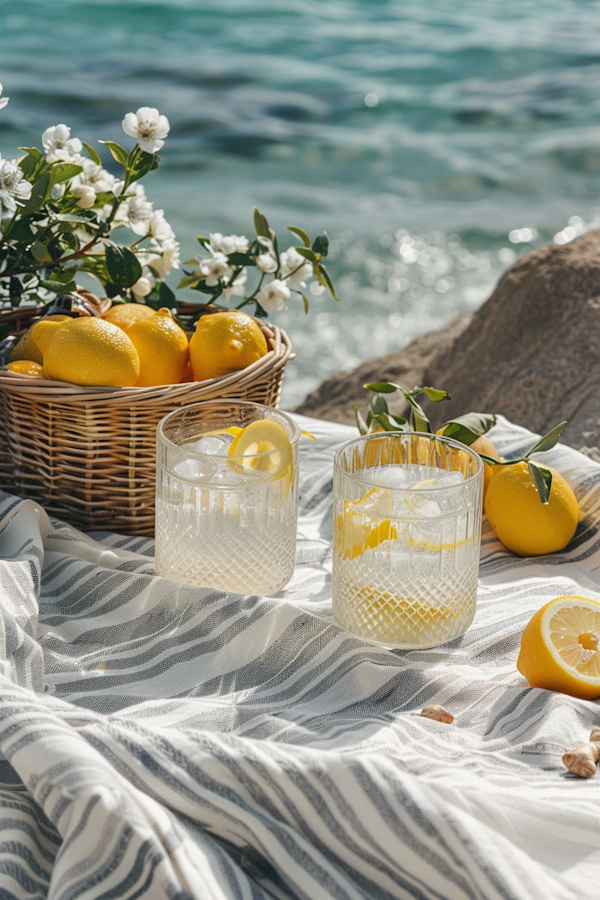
312 234 329 257
353 404 369 436
43 269 78 285
20 172 51 215
253 207 271 238
192 280 220 296
18 147 43 160
227 252 255 266
370 394 389 416
196 236 210 247
408 404 431 433
177 274 200 290
421 386 450 403
81 141 101 165
296 246 317 262
315 261 340 300
364 381 398 394
99 141 129 167
526 421 568 457
8 219 34 242
39 279 77 293
371 412 409 433
478 454 503 467
528 461 553 505
18 150 42 180
54 212 91 224
128 151 159 184
105 244 142 288
302 294 309 314
146 280 176 310
31 240 53 263
49 163 83 188
287 226 311 247
438 412 497 447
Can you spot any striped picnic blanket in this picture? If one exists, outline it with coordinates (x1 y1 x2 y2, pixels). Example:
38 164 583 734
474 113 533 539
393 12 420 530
0 413 599 900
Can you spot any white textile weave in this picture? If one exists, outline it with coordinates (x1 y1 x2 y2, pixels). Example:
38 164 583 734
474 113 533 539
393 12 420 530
0 414 598 900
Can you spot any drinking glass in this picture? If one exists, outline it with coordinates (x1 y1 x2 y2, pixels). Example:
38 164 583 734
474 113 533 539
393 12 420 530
332 431 483 649
155 400 300 595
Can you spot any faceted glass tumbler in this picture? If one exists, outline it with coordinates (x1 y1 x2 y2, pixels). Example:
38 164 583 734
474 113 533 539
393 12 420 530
155 400 300 595
332 431 483 649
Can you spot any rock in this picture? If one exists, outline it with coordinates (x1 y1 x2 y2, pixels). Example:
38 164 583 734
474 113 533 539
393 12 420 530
293 312 472 425
296 230 600 453
422 230 600 450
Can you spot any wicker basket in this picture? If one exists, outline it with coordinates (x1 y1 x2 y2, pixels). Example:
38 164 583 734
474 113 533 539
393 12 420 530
0 303 293 535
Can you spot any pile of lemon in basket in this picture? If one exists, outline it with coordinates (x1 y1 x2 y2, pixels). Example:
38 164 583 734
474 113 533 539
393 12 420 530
5 306 268 388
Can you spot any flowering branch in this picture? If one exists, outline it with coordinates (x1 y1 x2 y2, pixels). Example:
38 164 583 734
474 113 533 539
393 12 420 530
177 207 340 318
0 96 179 310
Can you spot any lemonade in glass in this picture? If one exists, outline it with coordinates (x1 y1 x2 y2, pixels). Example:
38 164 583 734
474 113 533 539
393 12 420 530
332 432 483 649
155 400 299 595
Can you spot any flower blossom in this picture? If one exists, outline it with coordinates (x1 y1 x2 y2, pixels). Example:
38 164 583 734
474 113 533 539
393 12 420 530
0 157 33 214
209 233 249 255
131 268 156 301
113 183 153 235
148 209 176 244
256 279 290 313
0 84 8 111
222 268 247 299
256 253 277 273
42 124 83 163
150 239 180 279
73 158 116 194
195 253 232 286
280 247 313 289
72 185 96 209
122 107 170 153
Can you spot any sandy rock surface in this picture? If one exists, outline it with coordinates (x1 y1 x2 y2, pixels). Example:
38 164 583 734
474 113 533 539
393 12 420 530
295 230 600 456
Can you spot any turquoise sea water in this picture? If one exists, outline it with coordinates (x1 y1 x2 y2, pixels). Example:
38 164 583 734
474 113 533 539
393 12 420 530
2 0 600 404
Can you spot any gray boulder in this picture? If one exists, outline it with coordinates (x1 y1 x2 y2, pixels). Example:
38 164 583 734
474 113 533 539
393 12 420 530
295 230 600 454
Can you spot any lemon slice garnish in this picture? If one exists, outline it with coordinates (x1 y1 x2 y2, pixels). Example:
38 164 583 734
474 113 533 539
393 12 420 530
335 487 398 560
228 419 292 488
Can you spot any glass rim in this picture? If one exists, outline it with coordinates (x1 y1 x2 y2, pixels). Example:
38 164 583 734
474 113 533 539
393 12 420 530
333 430 483 490
157 398 301 462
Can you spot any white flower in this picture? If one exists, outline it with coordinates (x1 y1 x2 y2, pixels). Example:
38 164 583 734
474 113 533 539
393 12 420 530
73 158 116 193
195 253 232 286
114 184 153 235
122 107 170 153
131 268 156 300
222 268 248 299
256 253 277 273
0 84 8 111
256 279 290 313
148 208 175 244
150 239 180 279
209 233 249 255
72 185 96 209
280 247 313 289
0 157 33 213
42 124 83 163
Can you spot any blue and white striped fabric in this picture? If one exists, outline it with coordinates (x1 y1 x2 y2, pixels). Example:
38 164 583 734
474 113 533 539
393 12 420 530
0 413 599 900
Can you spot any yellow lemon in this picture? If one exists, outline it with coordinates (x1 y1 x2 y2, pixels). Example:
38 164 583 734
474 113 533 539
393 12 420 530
189 310 268 382
484 460 578 556
126 308 189 387
102 303 156 331
228 419 292 489
5 360 46 378
31 317 140 387
335 487 398 560
517 596 600 700
9 314 71 365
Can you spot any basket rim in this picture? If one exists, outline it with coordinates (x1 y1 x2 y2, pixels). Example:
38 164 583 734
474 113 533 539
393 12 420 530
0 310 294 404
